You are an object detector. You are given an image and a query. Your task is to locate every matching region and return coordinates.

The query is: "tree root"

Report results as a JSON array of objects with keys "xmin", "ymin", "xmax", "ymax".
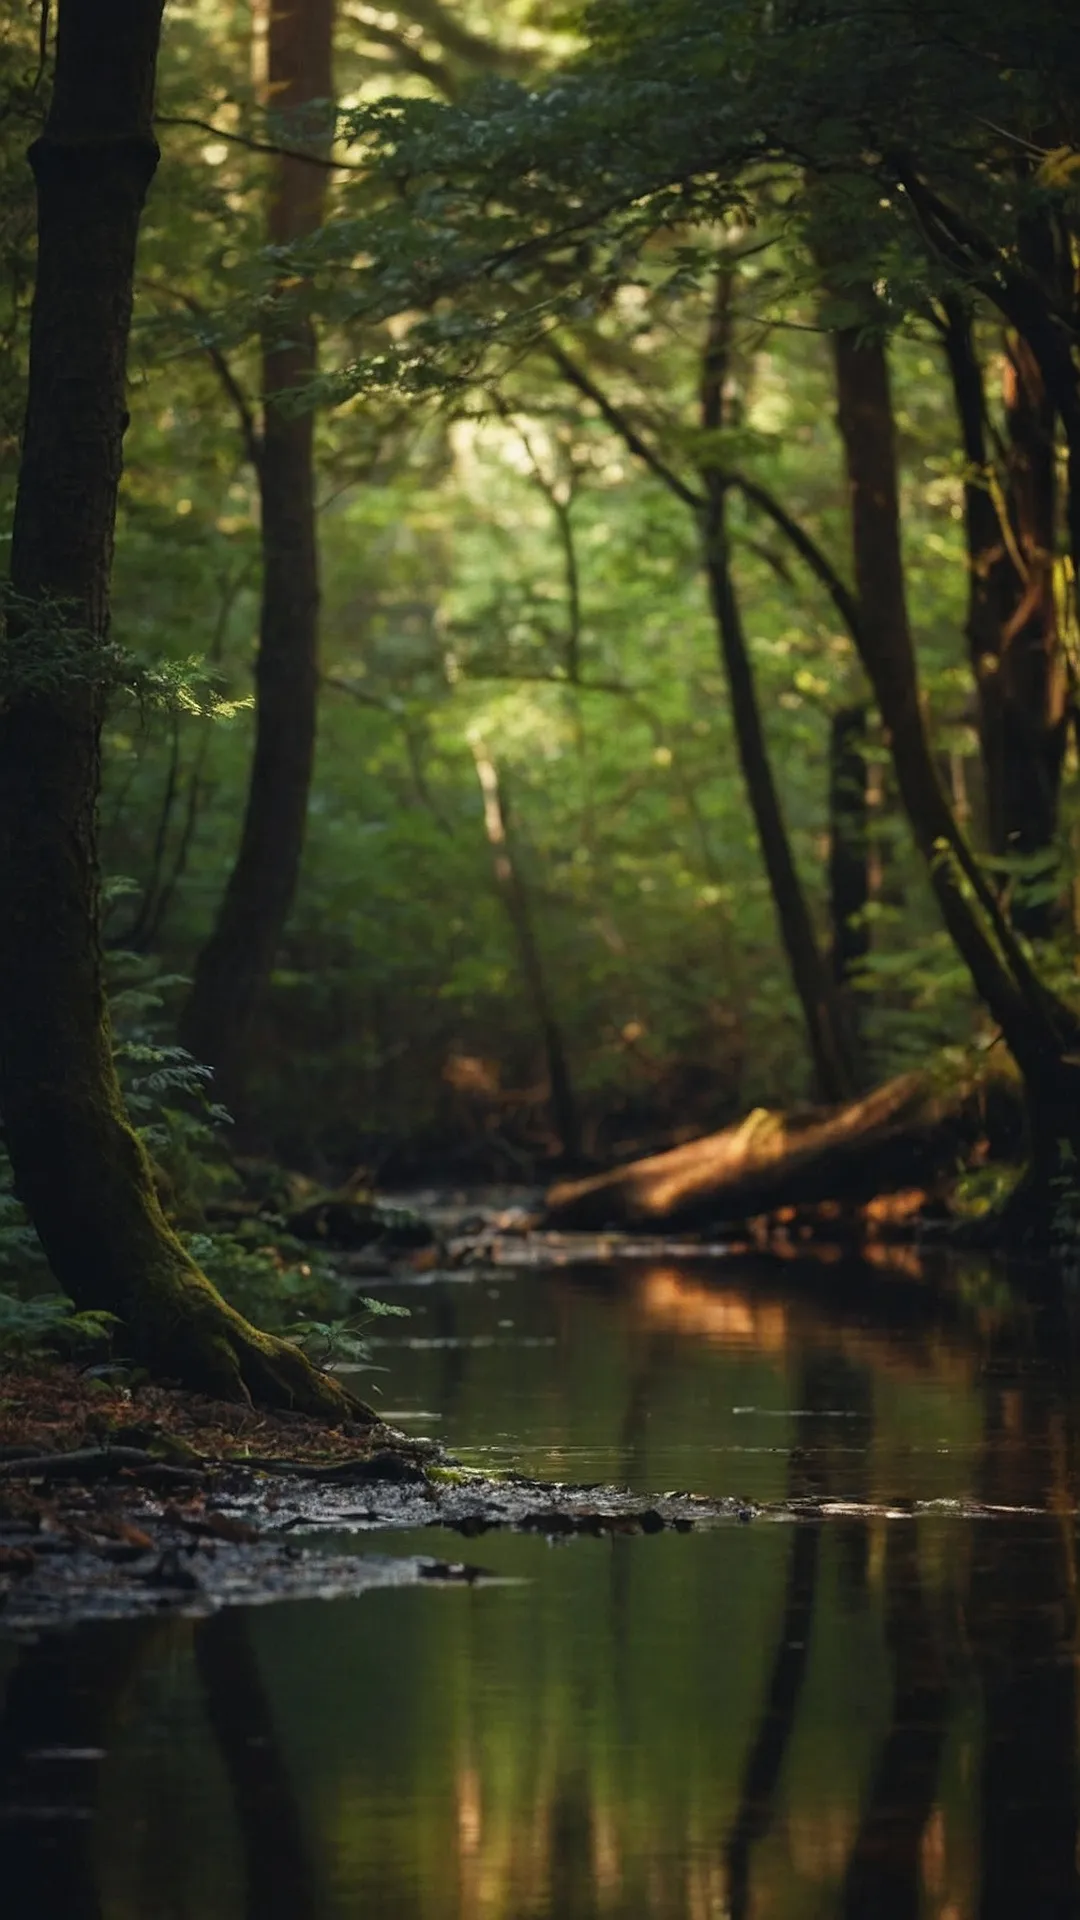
[
  {"xmin": 0, "ymin": 1446, "xmax": 205, "ymax": 1484},
  {"xmin": 123, "ymin": 1252, "xmax": 377, "ymax": 1421}
]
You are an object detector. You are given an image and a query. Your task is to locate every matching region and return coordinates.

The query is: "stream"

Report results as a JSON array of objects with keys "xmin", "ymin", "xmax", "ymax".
[{"xmin": 1, "ymin": 1242, "xmax": 1078, "ymax": 1918}]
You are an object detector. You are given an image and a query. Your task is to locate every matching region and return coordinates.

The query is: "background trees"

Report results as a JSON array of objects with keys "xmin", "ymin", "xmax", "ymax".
[
  {"xmin": 0, "ymin": 0, "xmax": 363, "ymax": 1407},
  {"xmin": 4, "ymin": 0, "xmax": 1079, "ymax": 1203}
]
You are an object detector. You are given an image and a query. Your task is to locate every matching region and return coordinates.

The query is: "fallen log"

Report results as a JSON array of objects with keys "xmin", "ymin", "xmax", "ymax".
[{"xmin": 545, "ymin": 1066, "xmax": 1021, "ymax": 1232}]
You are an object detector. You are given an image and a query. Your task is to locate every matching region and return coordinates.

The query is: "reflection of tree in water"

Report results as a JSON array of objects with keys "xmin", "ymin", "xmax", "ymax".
[
  {"xmin": 0, "ymin": 1620, "xmax": 158, "ymax": 1920},
  {"xmin": 840, "ymin": 1522, "xmax": 949, "ymax": 1920},
  {"xmin": 969, "ymin": 1322, "xmax": 1080, "ymax": 1920},
  {"xmin": 725, "ymin": 1352, "xmax": 868, "ymax": 1920},
  {"xmin": 194, "ymin": 1608, "xmax": 318, "ymax": 1920}
]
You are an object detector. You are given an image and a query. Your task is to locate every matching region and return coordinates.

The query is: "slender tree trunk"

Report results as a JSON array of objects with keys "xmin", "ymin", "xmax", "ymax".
[
  {"xmin": 180, "ymin": 0, "xmax": 335, "ymax": 1108},
  {"xmin": 470, "ymin": 746, "xmax": 583, "ymax": 1163},
  {"xmin": 0, "ymin": 0, "xmax": 360, "ymax": 1413},
  {"xmin": 700, "ymin": 269, "xmax": 859, "ymax": 1102},
  {"xmin": 703, "ymin": 523, "xmax": 860, "ymax": 1102},
  {"xmin": 941, "ymin": 304, "xmax": 1067, "ymax": 935},
  {"xmin": 831, "ymin": 303, "xmax": 1080, "ymax": 1225},
  {"xmin": 827, "ymin": 701, "xmax": 870, "ymax": 991}
]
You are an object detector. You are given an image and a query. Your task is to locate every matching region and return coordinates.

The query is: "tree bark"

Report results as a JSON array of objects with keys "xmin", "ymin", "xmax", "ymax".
[
  {"xmin": 0, "ymin": 0, "xmax": 362, "ymax": 1415},
  {"xmin": 703, "ymin": 524, "xmax": 860, "ymax": 1103},
  {"xmin": 941, "ymin": 303, "xmax": 1066, "ymax": 935},
  {"xmin": 544, "ymin": 1067, "xmax": 1014, "ymax": 1232},
  {"xmin": 180, "ymin": 0, "xmax": 335, "ymax": 1109},
  {"xmin": 830, "ymin": 300, "xmax": 1080, "ymax": 1228},
  {"xmin": 827, "ymin": 701, "xmax": 870, "ymax": 988},
  {"xmin": 894, "ymin": 165, "xmax": 1080, "ymax": 634}
]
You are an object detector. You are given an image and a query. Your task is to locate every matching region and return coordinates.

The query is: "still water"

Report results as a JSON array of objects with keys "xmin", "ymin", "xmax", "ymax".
[{"xmin": 2, "ymin": 1247, "xmax": 1079, "ymax": 1919}]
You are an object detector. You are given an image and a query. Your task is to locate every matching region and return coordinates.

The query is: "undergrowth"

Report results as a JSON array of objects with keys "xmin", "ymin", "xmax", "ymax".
[{"xmin": 0, "ymin": 945, "xmax": 408, "ymax": 1374}]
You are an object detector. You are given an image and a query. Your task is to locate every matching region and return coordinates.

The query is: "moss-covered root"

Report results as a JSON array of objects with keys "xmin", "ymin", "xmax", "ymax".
[{"xmin": 130, "ymin": 1250, "xmax": 376, "ymax": 1420}]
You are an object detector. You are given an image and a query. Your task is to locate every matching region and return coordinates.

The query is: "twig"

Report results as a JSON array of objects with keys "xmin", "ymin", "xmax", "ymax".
[{"xmin": 156, "ymin": 113, "xmax": 363, "ymax": 172}]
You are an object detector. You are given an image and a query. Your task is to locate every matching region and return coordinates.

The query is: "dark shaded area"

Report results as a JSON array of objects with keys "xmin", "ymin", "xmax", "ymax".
[
  {"xmin": 195, "ymin": 1608, "xmax": 319, "ymax": 1920},
  {"xmin": 971, "ymin": 1331, "xmax": 1080, "ymax": 1920},
  {"xmin": 0, "ymin": 1622, "xmax": 156, "ymax": 1920}
]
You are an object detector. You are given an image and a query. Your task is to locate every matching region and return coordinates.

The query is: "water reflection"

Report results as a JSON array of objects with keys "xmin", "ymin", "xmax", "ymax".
[
  {"xmin": 194, "ymin": 1610, "xmax": 318, "ymax": 1920},
  {"xmin": 840, "ymin": 1522, "xmax": 950, "ymax": 1920},
  {"xmin": 972, "ymin": 1328, "xmax": 1080, "ymax": 1920},
  {"xmin": 0, "ymin": 1621, "xmax": 159, "ymax": 1920},
  {"xmin": 0, "ymin": 1251, "xmax": 1078, "ymax": 1918}
]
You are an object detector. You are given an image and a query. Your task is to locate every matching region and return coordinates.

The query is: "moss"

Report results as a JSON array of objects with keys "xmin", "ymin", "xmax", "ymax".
[{"xmin": 427, "ymin": 1463, "xmax": 500, "ymax": 1486}]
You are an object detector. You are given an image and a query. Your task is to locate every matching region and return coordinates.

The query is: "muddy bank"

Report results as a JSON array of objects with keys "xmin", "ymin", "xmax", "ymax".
[
  {"xmin": 1, "ymin": 1428, "xmax": 1053, "ymax": 1632},
  {"xmin": 0, "ymin": 1432, "xmax": 756, "ymax": 1630}
]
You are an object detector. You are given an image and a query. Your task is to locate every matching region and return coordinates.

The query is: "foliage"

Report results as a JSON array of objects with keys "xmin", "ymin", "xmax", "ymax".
[
  {"xmin": 0, "ymin": 1289, "xmax": 120, "ymax": 1360},
  {"xmin": 4, "ymin": 0, "xmax": 1080, "ymax": 1179}
]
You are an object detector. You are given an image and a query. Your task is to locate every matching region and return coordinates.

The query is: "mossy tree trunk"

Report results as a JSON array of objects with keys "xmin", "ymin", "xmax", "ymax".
[
  {"xmin": 0, "ymin": 0, "xmax": 362, "ymax": 1415},
  {"xmin": 180, "ymin": 0, "xmax": 335, "ymax": 1111}
]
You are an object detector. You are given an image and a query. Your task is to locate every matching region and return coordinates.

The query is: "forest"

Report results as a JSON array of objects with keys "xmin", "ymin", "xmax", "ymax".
[
  {"xmin": 1, "ymin": 4, "xmax": 1080, "ymax": 1916},
  {"xmin": 3, "ymin": 0, "xmax": 1080, "ymax": 1391}
]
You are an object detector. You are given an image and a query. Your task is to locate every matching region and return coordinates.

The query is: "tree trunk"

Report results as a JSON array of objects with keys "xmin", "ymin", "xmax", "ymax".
[
  {"xmin": 699, "ymin": 269, "xmax": 860, "ymax": 1103},
  {"xmin": 703, "ymin": 525, "xmax": 860, "ymax": 1103},
  {"xmin": 830, "ymin": 300, "xmax": 1080, "ymax": 1226},
  {"xmin": 0, "ymin": 0, "xmax": 362, "ymax": 1415},
  {"xmin": 470, "ymin": 746, "xmax": 583, "ymax": 1163},
  {"xmin": 941, "ymin": 303, "xmax": 1066, "ymax": 935},
  {"xmin": 180, "ymin": 0, "xmax": 335, "ymax": 1109},
  {"xmin": 544, "ymin": 1067, "xmax": 1016, "ymax": 1232},
  {"xmin": 827, "ymin": 701, "xmax": 870, "ymax": 989}
]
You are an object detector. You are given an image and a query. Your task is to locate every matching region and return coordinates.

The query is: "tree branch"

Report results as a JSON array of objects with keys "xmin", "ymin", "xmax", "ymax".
[
  {"xmin": 141, "ymin": 281, "xmax": 263, "ymax": 472},
  {"xmin": 729, "ymin": 472, "xmax": 863, "ymax": 641},
  {"xmin": 547, "ymin": 342, "xmax": 704, "ymax": 511},
  {"xmin": 155, "ymin": 113, "xmax": 364, "ymax": 173}
]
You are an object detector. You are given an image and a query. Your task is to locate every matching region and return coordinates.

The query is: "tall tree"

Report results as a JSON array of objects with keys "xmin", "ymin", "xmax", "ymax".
[
  {"xmin": 940, "ymin": 302, "xmax": 1067, "ymax": 935},
  {"xmin": 699, "ymin": 268, "xmax": 859, "ymax": 1101},
  {"xmin": 0, "ymin": 0, "xmax": 360, "ymax": 1411},
  {"xmin": 830, "ymin": 295, "xmax": 1080, "ymax": 1227},
  {"xmin": 551, "ymin": 311, "xmax": 861, "ymax": 1104},
  {"xmin": 180, "ymin": 0, "xmax": 335, "ymax": 1108}
]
